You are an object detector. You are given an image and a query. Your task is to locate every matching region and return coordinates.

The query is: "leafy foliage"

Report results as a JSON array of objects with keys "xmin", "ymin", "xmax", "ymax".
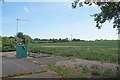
[
  {"xmin": 2, "ymin": 37, "xmax": 16, "ymax": 52},
  {"xmin": 47, "ymin": 63, "xmax": 70, "ymax": 78},
  {"xmin": 72, "ymin": 0, "xmax": 120, "ymax": 30},
  {"xmin": 2, "ymin": 32, "xmax": 32, "ymax": 52},
  {"xmin": 103, "ymin": 68, "xmax": 115, "ymax": 77},
  {"xmin": 16, "ymin": 32, "xmax": 32, "ymax": 44}
]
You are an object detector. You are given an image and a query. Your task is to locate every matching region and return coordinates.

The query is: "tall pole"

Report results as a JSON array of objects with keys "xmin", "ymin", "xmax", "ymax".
[
  {"xmin": 16, "ymin": 18, "xmax": 30, "ymax": 44},
  {"xmin": 16, "ymin": 19, "xmax": 19, "ymax": 44},
  {"xmin": 16, "ymin": 19, "xmax": 18, "ymax": 35},
  {"xmin": 71, "ymin": 34, "xmax": 73, "ymax": 41}
]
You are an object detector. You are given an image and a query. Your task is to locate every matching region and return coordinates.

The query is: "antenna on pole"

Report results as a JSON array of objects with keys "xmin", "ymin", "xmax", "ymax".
[{"xmin": 16, "ymin": 18, "xmax": 30, "ymax": 44}]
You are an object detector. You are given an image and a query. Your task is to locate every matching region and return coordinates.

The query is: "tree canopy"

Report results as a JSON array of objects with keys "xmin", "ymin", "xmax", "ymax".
[
  {"xmin": 72, "ymin": 0, "xmax": 120, "ymax": 33},
  {"xmin": 16, "ymin": 32, "xmax": 32, "ymax": 44}
]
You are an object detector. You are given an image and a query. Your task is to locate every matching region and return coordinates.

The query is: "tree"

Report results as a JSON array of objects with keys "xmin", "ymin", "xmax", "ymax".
[
  {"xmin": 17, "ymin": 32, "xmax": 24, "ymax": 39},
  {"xmin": 16, "ymin": 32, "xmax": 24, "ymax": 44},
  {"xmin": 59, "ymin": 38, "xmax": 62, "ymax": 42},
  {"xmin": 52, "ymin": 38, "xmax": 58, "ymax": 43},
  {"xmin": 24, "ymin": 35, "xmax": 33, "ymax": 43},
  {"xmin": 34, "ymin": 38, "xmax": 40, "ymax": 41},
  {"xmin": 72, "ymin": 0, "xmax": 120, "ymax": 33},
  {"xmin": 72, "ymin": 38, "xmax": 81, "ymax": 41},
  {"xmin": 61, "ymin": 38, "xmax": 69, "ymax": 42},
  {"xmin": 16, "ymin": 32, "xmax": 32, "ymax": 44}
]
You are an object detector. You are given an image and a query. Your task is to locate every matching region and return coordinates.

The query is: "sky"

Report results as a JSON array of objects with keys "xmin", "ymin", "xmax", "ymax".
[{"xmin": 1, "ymin": 2, "xmax": 118, "ymax": 40}]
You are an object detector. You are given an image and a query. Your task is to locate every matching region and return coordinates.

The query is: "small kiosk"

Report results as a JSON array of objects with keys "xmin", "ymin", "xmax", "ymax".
[{"xmin": 16, "ymin": 44, "xmax": 27, "ymax": 58}]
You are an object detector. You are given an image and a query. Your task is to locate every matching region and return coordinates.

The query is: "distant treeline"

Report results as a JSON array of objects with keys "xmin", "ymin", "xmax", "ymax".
[
  {"xmin": 0, "ymin": 33, "xmax": 118, "ymax": 52},
  {"xmin": 32, "ymin": 38, "xmax": 117, "ymax": 43},
  {"xmin": 33, "ymin": 38, "xmax": 86, "ymax": 43}
]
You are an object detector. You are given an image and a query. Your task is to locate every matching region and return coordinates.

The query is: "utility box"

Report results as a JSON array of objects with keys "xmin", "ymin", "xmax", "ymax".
[{"xmin": 16, "ymin": 44, "xmax": 27, "ymax": 58}]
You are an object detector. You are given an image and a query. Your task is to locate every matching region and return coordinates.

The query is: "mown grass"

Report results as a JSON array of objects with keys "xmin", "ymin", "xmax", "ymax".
[{"xmin": 28, "ymin": 40, "xmax": 118, "ymax": 63}]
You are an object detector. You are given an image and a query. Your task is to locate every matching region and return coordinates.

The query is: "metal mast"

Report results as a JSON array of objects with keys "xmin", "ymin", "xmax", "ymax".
[
  {"xmin": 16, "ymin": 19, "xmax": 30, "ymax": 44},
  {"xmin": 71, "ymin": 34, "xmax": 73, "ymax": 41}
]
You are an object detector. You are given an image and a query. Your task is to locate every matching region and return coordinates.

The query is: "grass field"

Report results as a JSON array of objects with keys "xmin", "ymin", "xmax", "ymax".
[{"xmin": 28, "ymin": 40, "xmax": 119, "ymax": 63}]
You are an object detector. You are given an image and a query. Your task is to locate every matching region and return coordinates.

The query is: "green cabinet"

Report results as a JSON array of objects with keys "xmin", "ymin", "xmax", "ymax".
[{"xmin": 16, "ymin": 44, "xmax": 27, "ymax": 58}]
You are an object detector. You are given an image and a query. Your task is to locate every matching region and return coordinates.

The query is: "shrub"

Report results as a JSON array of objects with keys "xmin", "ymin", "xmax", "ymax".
[
  {"xmin": 91, "ymin": 69, "xmax": 101, "ymax": 76},
  {"xmin": 91, "ymin": 64, "xmax": 101, "ymax": 76},
  {"xmin": 91, "ymin": 64, "xmax": 99, "ymax": 69},
  {"xmin": 2, "ymin": 37, "xmax": 16, "ymax": 52},
  {"xmin": 103, "ymin": 68, "xmax": 114, "ymax": 77},
  {"xmin": 47, "ymin": 63, "xmax": 70, "ymax": 78}
]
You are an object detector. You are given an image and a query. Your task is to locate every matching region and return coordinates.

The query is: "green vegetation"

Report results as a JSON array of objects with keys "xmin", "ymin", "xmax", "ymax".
[
  {"xmin": 1, "ymin": 34, "xmax": 119, "ymax": 63},
  {"xmin": 1, "ymin": 32, "xmax": 32, "ymax": 52},
  {"xmin": 103, "ymin": 68, "xmax": 115, "ymax": 77},
  {"xmin": 91, "ymin": 69, "xmax": 101, "ymax": 76},
  {"xmin": 2, "ymin": 70, "xmax": 47, "ymax": 78},
  {"xmin": 2, "ymin": 37, "xmax": 16, "ymax": 52},
  {"xmin": 28, "ymin": 40, "xmax": 118, "ymax": 63},
  {"xmin": 16, "ymin": 32, "xmax": 32, "ymax": 44},
  {"xmin": 91, "ymin": 64, "xmax": 101, "ymax": 76},
  {"xmin": 47, "ymin": 63, "xmax": 117, "ymax": 78},
  {"xmin": 72, "ymin": 1, "xmax": 120, "ymax": 30},
  {"xmin": 47, "ymin": 63, "xmax": 70, "ymax": 78},
  {"xmin": 81, "ymin": 65, "xmax": 90, "ymax": 77}
]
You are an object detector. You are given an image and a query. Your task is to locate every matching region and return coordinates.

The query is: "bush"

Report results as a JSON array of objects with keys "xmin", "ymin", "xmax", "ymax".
[
  {"xmin": 2, "ymin": 37, "xmax": 16, "ymax": 52},
  {"xmin": 103, "ymin": 68, "xmax": 114, "ymax": 77},
  {"xmin": 91, "ymin": 69, "xmax": 101, "ymax": 76},
  {"xmin": 91, "ymin": 64, "xmax": 101, "ymax": 76},
  {"xmin": 47, "ymin": 63, "xmax": 70, "ymax": 78}
]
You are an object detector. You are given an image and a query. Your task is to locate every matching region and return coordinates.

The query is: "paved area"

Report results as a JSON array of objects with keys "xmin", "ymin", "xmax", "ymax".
[
  {"xmin": 1, "ymin": 52, "xmax": 61, "ymax": 78},
  {"xmin": 0, "ymin": 52, "xmax": 16, "ymax": 58},
  {"xmin": 2, "ymin": 58, "xmax": 46, "ymax": 76},
  {"xmin": 28, "ymin": 57, "xmax": 67, "ymax": 65},
  {"xmin": 1, "ymin": 52, "xmax": 119, "ymax": 78}
]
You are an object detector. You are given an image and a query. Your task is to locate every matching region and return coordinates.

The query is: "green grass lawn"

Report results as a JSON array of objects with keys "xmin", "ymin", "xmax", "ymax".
[{"xmin": 28, "ymin": 40, "xmax": 119, "ymax": 63}]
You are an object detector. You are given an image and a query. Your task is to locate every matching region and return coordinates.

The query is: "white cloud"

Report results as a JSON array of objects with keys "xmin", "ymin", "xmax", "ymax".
[{"xmin": 24, "ymin": 7, "xmax": 29, "ymax": 11}]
